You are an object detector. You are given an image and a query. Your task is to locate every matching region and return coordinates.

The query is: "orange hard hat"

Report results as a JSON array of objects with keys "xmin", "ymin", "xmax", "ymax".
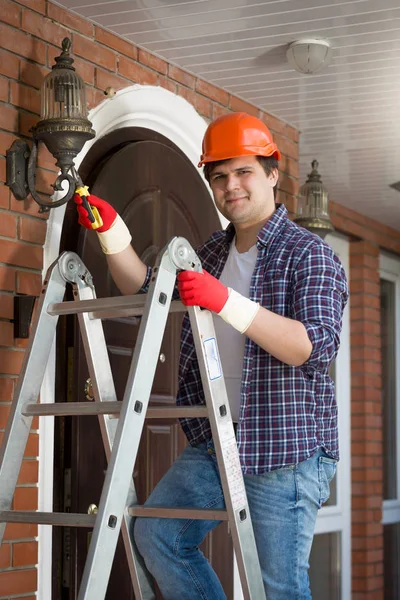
[{"xmin": 198, "ymin": 112, "xmax": 281, "ymax": 167}]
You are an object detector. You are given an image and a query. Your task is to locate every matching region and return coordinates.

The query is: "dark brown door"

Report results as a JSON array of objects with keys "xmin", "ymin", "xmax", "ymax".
[{"xmin": 65, "ymin": 137, "xmax": 234, "ymax": 599}]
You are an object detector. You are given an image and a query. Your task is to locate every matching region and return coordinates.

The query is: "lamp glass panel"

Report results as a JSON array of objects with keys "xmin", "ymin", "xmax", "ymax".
[{"xmin": 41, "ymin": 69, "xmax": 88, "ymax": 121}]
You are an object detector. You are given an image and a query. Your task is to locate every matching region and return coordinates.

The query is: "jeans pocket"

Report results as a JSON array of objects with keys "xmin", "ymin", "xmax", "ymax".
[{"xmin": 318, "ymin": 456, "xmax": 337, "ymax": 506}]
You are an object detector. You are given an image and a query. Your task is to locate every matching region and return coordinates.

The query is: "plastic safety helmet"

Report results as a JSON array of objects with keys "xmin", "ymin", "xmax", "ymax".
[{"xmin": 198, "ymin": 112, "xmax": 281, "ymax": 167}]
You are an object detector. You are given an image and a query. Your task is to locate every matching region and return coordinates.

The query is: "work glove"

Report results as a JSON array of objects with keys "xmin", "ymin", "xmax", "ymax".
[
  {"xmin": 178, "ymin": 270, "xmax": 259, "ymax": 334},
  {"xmin": 74, "ymin": 193, "xmax": 132, "ymax": 255}
]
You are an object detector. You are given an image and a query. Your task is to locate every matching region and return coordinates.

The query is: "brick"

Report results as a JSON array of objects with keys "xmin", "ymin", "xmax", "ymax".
[
  {"xmin": 280, "ymin": 156, "xmax": 299, "ymax": 180},
  {"xmin": 0, "ymin": 266, "xmax": 14, "ymax": 291},
  {"xmin": 73, "ymin": 34, "xmax": 116, "ymax": 71},
  {"xmin": 118, "ymin": 56, "xmax": 158, "ymax": 85},
  {"xmin": 0, "ymin": 321, "xmax": 14, "ymax": 346},
  {"xmin": 95, "ymin": 68, "xmax": 129, "ymax": 94},
  {"xmin": 10, "ymin": 81, "xmax": 41, "ymax": 115},
  {"xmin": 10, "ymin": 194, "xmax": 48, "ymax": 220},
  {"xmin": 0, "ymin": 541, "xmax": 11, "ymax": 568},
  {"xmin": 85, "ymin": 86, "xmax": 106, "ymax": 111},
  {"xmin": 0, "ymin": 294, "xmax": 13, "ymax": 318},
  {"xmin": 0, "ymin": 403, "xmax": 10, "ymax": 428},
  {"xmin": 159, "ymin": 76, "xmax": 177, "ymax": 94},
  {"xmin": 0, "ymin": 568, "xmax": 37, "ymax": 595},
  {"xmin": 0, "ymin": 348, "xmax": 24, "ymax": 374},
  {"xmin": 195, "ymin": 94, "xmax": 213, "ymax": 119},
  {"xmin": 229, "ymin": 95, "xmax": 259, "ymax": 117},
  {"xmin": 0, "ymin": 184, "xmax": 9, "ymax": 208},
  {"xmin": 13, "ymin": 486, "xmax": 38, "ymax": 510},
  {"xmin": 16, "ymin": 271, "xmax": 41, "ymax": 295},
  {"xmin": 0, "ymin": 0, "xmax": 21, "ymax": 27},
  {"xmin": 0, "ymin": 156, "xmax": 5, "ymax": 182},
  {"xmin": 0, "ymin": 130, "xmax": 17, "ymax": 156},
  {"xmin": 0, "ymin": 47, "xmax": 19, "ymax": 79},
  {"xmin": 4, "ymin": 522, "xmax": 37, "ymax": 540},
  {"xmin": 0, "ymin": 102, "xmax": 18, "ymax": 133},
  {"xmin": 17, "ymin": 460, "xmax": 38, "ymax": 485},
  {"xmin": 19, "ymin": 111, "xmax": 39, "ymax": 138},
  {"xmin": 47, "ymin": 3, "xmax": 93, "ymax": 38},
  {"xmin": 273, "ymin": 133, "xmax": 298, "ymax": 161},
  {"xmin": 177, "ymin": 85, "xmax": 212, "ymax": 119},
  {"xmin": 212, "ymin": 103, "xmax": 230, "ymax": 120},
  {"xmin": 0, "ymin": 211, "xmax": 16, "ymax": 237},
  {"xmin": 0, "ymin": 75, "xmax": 8, "ymax": 102},
  {"xmin": 0, "ymin": 22, "xmax": 46, "ymax": 64},
  {"xmin": 70, "ymin": 56, "xmax": 95, "ymax": 87},
  {"xmin": 168, "ymin": 64, "xmax": 195, "ymax": 88},
  {"xmin": 19, "ymin": 216, "xmax": 47, "ymax": 244},
  {"xmin": 21, "ymin": 8, "xmax": 65, "ymax": 46},
  {"xmin": 18, "ymin": 0, "xmax": 45, "ymax": 13},
  {"xmin": 349, "ymin": 254, "xmax": 379, "ymax": 270},
  {"xmin": 0, "ymin": 239, "xmax": 42, "ymax": 269},
  {"xmin": 20, "ymin": 59, "xmax": 49, "ymax": 89},
  {"xmin": 37, "ymin": 144, "xmax": 58, "ymax": 173},
  {"xmin": 195, "ymin": 79, "xmax": 229, "ymax": 106},
  {"xmin": 13, "ymin": 540, "xmax": 38, "ymax": 567},
  {"xmin": 138, "ymin": 48, "xmax": 167, "ymax": 75},
  {"xmin": 25, "ymin": 432, "xmax": 39, "ymax": 456},
  {"xmin": 95, "ymin": 26, "xmax": 137, "ymax": 58}
]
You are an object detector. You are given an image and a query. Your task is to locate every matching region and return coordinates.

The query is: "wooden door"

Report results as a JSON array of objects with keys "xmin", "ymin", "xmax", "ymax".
[{"xmin": 63, "ymin": 138, "xmax": 234, "ymax": 599}]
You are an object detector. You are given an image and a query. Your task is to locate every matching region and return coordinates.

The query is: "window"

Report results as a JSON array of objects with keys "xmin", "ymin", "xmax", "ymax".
[{"xmin": 380, "ymin": 253, "xmax": 400, "ymax": 600}]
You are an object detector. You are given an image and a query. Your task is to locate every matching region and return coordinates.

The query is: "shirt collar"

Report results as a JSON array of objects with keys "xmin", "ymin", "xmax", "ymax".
[{"xmin": 224, "ymin": 203, "xmax": 288, "ymax": 248}]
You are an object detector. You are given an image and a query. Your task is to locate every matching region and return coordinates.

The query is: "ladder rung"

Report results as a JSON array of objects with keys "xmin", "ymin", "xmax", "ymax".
[
  {"xmin": 47, "ymin": 296, "xmax": 186, "ymax": 319},
  {"xmin": 0, "ymin": 511, "xmax": 96, "ymax": 527},
  {"xmin": 128, "ymin": 507, "xmax": 228, "ymax": 521},
  {"xmin": 22, "ymin": 403, "xmax": 209, "ymax": 419}
]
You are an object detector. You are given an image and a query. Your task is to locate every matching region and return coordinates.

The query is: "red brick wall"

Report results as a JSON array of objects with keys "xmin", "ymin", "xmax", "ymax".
[{"xmin": 0, "ymin": 0, "xmax": 399, "ymax": 598}]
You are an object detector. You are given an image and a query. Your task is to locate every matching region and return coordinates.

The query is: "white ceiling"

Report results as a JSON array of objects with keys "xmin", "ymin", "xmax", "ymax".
[{"xmin": 57, "ymin": 0, "xmax": 400, "ymax": 231}]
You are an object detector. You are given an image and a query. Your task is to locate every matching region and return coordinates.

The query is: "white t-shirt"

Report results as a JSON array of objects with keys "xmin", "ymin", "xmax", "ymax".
[{"xmin": 212, "ymin": 240, "xmax": 258, "ymax": 421}]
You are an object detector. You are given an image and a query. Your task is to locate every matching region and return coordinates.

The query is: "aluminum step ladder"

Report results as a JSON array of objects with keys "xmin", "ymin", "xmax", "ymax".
[{"xmin": 0, "ymin": 237, "xmax": 265, "ymax": 600}]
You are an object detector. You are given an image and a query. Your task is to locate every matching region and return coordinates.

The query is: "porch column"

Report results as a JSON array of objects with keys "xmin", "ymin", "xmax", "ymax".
[{"xmin": 349, "ymin": 240, "xmax": 383, "ymax": 599}]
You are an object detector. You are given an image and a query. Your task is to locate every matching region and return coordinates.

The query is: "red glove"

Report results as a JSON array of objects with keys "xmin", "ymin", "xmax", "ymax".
[
  {"xmin": 74, "ymin": 193, "xmax": 117, "ymax": 233},
  {"xmin": 177, "ymin": 270, "xmax": 229, "ymax": 313}
]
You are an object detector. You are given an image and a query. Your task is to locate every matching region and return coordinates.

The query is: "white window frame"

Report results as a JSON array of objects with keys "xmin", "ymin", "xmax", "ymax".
[{"xmin": 380, "ymin": 252, "xmax": 400, "ymax": 525}]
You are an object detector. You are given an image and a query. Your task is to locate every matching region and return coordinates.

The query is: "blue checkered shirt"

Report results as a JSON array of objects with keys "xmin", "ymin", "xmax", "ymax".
[{"xmin": 142, "ymin": 204, "xmax": 348, "ymax": 474}]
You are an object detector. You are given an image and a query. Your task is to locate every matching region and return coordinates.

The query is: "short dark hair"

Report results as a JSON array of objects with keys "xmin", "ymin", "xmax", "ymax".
[{"xmin": 203, "ymin": 155, "xmax": 279, "ymax": 184}]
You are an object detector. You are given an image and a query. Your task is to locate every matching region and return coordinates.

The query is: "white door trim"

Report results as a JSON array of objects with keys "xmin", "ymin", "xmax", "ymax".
[{"xmin": 38, "ymin": 84, "xmax": 219, "ymax": 599}]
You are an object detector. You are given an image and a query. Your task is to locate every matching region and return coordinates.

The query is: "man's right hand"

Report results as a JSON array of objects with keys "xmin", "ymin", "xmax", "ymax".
[
  {"xmin": 73, "ymin": 193, "xmax": 132, "ymax": 255},
  {"xmin": 74, "ymin": 193, "xmax": 117, "ymax": 233}
]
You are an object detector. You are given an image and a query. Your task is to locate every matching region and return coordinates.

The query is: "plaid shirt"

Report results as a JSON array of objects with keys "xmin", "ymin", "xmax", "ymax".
[{"xmin": 142, "ymin": 204, "xmax": 348, "ymax": 474}]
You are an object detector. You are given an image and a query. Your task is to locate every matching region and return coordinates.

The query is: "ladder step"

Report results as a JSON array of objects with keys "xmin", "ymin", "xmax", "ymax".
[
  {"xmin": 0, "ymin": 511, "xmax": 96, "ymax": 527},
  {"xmin": 22, "ymin": 403, "xmax": 208, "ymax": 418},
  {"xmin": 47, "ymin": 296, "xmax": 186, "ymax": 319},
  {"xmin": 128, "ymin": 507, "xmax": 228, "ymax": 521}
]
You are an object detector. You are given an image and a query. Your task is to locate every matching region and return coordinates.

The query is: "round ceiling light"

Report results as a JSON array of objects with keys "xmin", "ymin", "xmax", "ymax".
[{"xmin": 286, "ymin": 39, "xmax": 333, "ymax": 75}]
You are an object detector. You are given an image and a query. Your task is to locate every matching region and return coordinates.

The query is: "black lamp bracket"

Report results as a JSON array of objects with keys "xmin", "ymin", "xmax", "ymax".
[{"xmin": 6, "ymin": 138, "xmax": 78, "ymax": 213}]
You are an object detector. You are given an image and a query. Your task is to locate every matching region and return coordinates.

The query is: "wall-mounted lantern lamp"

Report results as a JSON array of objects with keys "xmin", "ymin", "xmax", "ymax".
[
  {"xmin": 6, "ymin": 37, "xmax": 95, "ymax": 212},
  {"xmin": 294, "ymin": 159, "xmax": 334, "ymax": 239}
]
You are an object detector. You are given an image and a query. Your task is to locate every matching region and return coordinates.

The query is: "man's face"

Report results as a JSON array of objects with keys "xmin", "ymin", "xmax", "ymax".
[{"xmin": 208, "ymin": 156, "xmax": 278, "ymax": 227}]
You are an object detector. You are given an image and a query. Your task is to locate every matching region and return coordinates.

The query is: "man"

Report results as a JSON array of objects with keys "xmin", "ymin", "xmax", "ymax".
[{"xmin": 75, "ymin": 112, "xmax": 349, "ymax": 599}]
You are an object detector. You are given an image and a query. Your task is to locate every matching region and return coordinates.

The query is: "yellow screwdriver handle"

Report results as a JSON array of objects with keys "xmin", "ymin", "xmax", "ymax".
[{"xmin": 75, "ymin": 186, "xmax": 103, "ymax": 230}]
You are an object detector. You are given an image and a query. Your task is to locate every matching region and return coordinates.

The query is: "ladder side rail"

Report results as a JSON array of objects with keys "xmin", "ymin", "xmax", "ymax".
[
  {"xmin": 78, "ymin": 256, "xmax": 177, "ymax": 600},
  {"xmin": 188, "ymin": 306, "xmax": 266, "ymax": 600},
  {"xmin": 75, "ymin": 279, "xmax": 155, "ymax": 600},
  {"xmin": 0, "ymin": 256, "xmax": 68, "ymax": 543}
]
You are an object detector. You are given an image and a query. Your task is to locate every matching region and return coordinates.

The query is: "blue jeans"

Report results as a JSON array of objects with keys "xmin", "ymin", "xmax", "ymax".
[{"xmin": 133, "ymin": 442, "xmax": 337, "ymax": 600}]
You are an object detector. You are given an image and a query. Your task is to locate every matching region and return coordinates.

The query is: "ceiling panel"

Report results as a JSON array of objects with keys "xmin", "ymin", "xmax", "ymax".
[{"xmin": 55, "ymin": 0, "xmax": 400, "ymax": 231}]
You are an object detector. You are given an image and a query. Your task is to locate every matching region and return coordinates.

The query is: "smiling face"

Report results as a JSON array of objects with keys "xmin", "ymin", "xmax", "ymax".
[{"xmin": 208, "ymin": 156, "xmax": 278, "ymax": 230}]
